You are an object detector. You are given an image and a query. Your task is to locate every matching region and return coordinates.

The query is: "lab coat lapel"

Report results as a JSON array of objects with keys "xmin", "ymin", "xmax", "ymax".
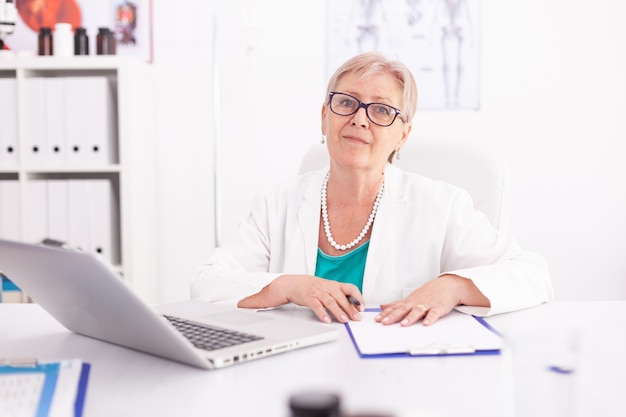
[
  {"xmin": 298, "ymin": 172, "xmax": 324, "ymax": 275},
  {"xmin": 362, "ymin": 165, "xmax": 407, "ymax": 296}
]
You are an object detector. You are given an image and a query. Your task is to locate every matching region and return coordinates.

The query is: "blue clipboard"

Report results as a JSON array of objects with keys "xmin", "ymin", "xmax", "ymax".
[{"xmin": 344, "ymin": 308, "xmax": 502, "ymax": 359}]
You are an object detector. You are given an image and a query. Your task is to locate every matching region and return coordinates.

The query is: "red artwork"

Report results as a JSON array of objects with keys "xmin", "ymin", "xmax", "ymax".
[{"xmin": 17, "ymin": 0, "xmax": 82, "ymax": 32}]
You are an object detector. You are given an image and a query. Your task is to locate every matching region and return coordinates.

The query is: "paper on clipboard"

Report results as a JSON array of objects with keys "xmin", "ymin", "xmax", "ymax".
[{"xmin": 345, "ymin": 310, "xmax": 502, "ymax": 358}]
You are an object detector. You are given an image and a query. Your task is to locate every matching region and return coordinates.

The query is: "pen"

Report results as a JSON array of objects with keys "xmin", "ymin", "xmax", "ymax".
[{"xmin": 346, "ymin": 295, "xmax": 361, "ymax": 307}]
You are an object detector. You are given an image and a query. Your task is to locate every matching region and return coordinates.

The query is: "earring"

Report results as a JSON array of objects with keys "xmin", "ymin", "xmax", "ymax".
[
  {"xmin": 395, "ymin": 149, "xmax": 401, "ymax": 160},
  {"xmin": 321, "ymin": 134, "xmax": 326, "ymax": 144}
]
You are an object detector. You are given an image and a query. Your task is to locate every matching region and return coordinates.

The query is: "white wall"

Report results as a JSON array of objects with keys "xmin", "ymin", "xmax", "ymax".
[
  {"xmin": 152, "ymin": 0, "xmax": 626, "ymax": 304},
  {"xmin": 151, "ymin": 1, "xmax": 215, "ymax": 302}
]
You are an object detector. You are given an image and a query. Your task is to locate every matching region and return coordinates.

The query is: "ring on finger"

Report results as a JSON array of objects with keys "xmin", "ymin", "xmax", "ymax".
[{"xmin": 416, "ymin": 304, "xmax": 428, "ymax": 312}]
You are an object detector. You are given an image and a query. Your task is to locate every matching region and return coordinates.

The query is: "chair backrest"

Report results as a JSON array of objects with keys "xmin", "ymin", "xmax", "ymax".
[{"xmin": 299, "ymin": 137, "xmax": 511, "ymax": 234}]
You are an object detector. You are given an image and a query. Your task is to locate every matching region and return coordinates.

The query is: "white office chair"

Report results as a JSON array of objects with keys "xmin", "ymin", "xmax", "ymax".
[{"xmin": 299, "ymin": 136, "xmax": 511, "ymax": 234}]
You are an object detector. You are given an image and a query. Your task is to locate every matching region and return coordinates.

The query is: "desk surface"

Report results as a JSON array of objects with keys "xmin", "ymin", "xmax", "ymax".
[{"xmin": 1, "ymin": 301, "xmax": 625, "ymax": 417}]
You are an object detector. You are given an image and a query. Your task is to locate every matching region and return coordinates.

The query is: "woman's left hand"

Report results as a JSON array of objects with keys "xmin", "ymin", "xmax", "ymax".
[{"xmin": 375, "ymin": 274, "xmax": 488, "ymax": 326}]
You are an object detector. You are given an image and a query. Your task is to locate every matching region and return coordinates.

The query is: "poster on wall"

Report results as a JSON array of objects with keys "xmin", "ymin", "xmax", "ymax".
[
  {"xmin": 4, "ymin": 0, "xmax": 152, "ymax": 62},
  {"xmin": 326, "ymin": 0, "xmax": 480, "ymax": 110}
]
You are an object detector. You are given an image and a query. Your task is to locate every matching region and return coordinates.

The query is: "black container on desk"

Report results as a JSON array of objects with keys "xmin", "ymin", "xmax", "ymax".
[
  {"xmin": 288, "ymin": 392, "xmax": 394, "ymax": 417},
  {"xmin": 38, "ymin": 27, "xmax": 53, "ymax": 55},
  {"xmin": 74, "ymin": 27, "xmax": 89, "ymax": 55},
  {"xmin": 289, "ymin": 392, "xmax": 341, "ymax": 417},
  {"xmin": 96, "ymin": 28, "xmax": 116, "ymax": 55}
]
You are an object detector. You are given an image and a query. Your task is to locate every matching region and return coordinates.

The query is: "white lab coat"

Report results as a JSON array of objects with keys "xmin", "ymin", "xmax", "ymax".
[{"xmin": 191, "ymin": 164, "xmax": 553, "ymax": 317}]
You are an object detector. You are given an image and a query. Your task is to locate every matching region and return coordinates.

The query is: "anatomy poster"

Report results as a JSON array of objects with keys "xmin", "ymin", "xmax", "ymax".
[
  {"xmin": 4, "ymin": 0, "xmax": 152, "ymax": 62},
  {"xmin": 327, "ymin": 0, "xmax": 480, "ymax": 110}
]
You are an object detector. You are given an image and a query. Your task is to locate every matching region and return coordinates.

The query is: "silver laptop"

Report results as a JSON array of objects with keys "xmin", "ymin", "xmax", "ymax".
[{"xmin": 0, "ymin": 239, "xmax": 338, "ymax": 369}]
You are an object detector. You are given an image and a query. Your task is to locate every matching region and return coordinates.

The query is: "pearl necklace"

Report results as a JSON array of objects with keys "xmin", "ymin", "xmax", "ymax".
[{"xmin": 321, "ymin": 171, "xmax": 384, "ymax": 251}]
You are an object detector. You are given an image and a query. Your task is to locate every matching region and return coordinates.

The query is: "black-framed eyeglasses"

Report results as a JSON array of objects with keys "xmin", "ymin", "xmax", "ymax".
[{"xmin": 328, "ymin": 92, "xmax": 403, "ymax": 127}]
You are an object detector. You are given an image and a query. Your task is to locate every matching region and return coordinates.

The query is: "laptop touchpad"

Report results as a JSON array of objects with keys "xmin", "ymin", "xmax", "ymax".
[{"xmin": 203, "ymin": 311, "xmax": 272, "ymax": 326}]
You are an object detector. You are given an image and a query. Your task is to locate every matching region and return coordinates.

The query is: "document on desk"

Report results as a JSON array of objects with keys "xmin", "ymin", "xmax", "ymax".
[
  {"xmin": 345, "ymin": 310, "xmax": 502, "ymax": 358},
  {"xmin": 0, "ymin": 358, "xmax": 90, "ymax": 417}
]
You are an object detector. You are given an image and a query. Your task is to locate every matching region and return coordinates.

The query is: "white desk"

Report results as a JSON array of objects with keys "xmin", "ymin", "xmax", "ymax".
[{"xmin": 1, "ymin": 301, "xmax": 625, "ymax": 417}]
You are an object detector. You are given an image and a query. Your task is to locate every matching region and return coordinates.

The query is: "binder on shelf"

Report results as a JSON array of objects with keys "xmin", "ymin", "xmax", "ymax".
[
  {"xmin": 345, "ymin": 309, "xmax": 502, "ymax": 358},
  {"xmin": 61, "ymin": 179, "xmax": 121, "ymax": 263},
  {"xmin": 0, "ymin": 78, "xmax": 19, "ymax": 169},
  {"xmin": 89, "ymin": 179, "xmax": 120, "ymax": 265},
  {"xmin": 22, "ymin": 77, "xmax": 47, "ymax": 168},
  {"xmin": 0, "ymin": 180, "xmax": 21, "ymax": 241},
  {"xmin": 64, "ymin": 76, "xmax": 117, "ymax": 167},
  {"xmin": 44, "ymin": 77, "xmax": 68, "ymax": 167},
  {"xmin": 68, "ymin": 179, "xmax": 91, "ymax": 252},
  {"xmin": 47, "ymin": 180, "xmax": 70, "ymax": 243},
  {"xmin": 24, "ymin": 180, "xmax": 48, "ymax": 244},
  {"xmin": 0, "ymin": 358, "xmax": 91, "ymax": 417},
  {"xmin": 64, "ymin": 77, "xmax": 91, "ymax": 167},
  {"xmin": 85, "ymin": 77, "xmax": 118, "ymax": 166}
]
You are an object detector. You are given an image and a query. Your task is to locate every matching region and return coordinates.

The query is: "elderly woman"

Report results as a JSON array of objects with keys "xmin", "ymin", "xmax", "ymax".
[{"xmin": 191, "ymin": 52, "xmax": 553, "ymax": 326}]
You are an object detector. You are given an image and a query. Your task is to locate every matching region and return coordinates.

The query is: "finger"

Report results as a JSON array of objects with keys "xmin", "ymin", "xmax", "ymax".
[
  {"xmin": 422, "ymin": 307, "xmax": 443, "ymax": 326},
  {"xmin": 376, "ymin": 303, "xmax": 410, "ymax": 325},
  {"xmin": 378, "ymin": 301, "xmax": 400, "ymax": 313},
  {"xmin": 339, "ymin": 295, "xmax": 363, "ymax": 320},
  {"xmin": 322, "ymin": 297, "xmax": 351, "ymax": 324},
  {"xmin": 237, "ymin": 292, "xmax": 267, "ymax": 309},
  {"xmin": 308, "ymin": 299, "xmax": 333, "ymax": 324},
  {"xmin": 331, "ymin": 285, "xmax": 362, "ymax": 319},
  {"xmin": 237, "ymin": 284, "xmax": 287, "ymax": 309},
  {"xmin": 341, "ymin": 285, "xmax": 365, "ymax": 312},
  {"xmin": 375, "ymin": 304, "xmax": 394, "ymax": 323},
  {"xmin": 399, "ymin": 305, "xmax": 430, "ymax": 327},
  {"xmin": 345, "ymin": 294, "xmax": 364, "ymax": 311}
]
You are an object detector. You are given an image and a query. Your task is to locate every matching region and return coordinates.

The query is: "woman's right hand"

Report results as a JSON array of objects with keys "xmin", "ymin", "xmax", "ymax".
[{"xmin": 237, "ymin": 274, "xmax": 364, "ymax": 324}]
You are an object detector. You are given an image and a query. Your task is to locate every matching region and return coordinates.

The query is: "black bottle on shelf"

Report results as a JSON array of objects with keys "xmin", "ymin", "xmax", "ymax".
[
  {"xmin": 38, "ymin": 27, "xmax": 53, "ymax": 56},
  {"xmin": 96, "ymin": 28, "xmax": 116, "ymax": 55},
  {"xmin": 74, "ymin": 27, "xmax": 89, "ymax": 55}
]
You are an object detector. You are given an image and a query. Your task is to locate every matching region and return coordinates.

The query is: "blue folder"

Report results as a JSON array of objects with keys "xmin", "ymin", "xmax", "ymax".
[{"xmin": 0, "ymin": 360, "xmax": 91, "ymax": 417}]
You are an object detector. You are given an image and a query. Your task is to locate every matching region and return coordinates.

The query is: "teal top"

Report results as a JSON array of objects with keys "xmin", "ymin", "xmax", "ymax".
[{"xmin": 314, "ymin": 241, "xmax": 369, "ymax": 292}]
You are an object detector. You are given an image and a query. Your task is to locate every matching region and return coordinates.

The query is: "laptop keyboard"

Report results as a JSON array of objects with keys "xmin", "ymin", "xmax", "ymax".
[{"xmin": 163, "ymin": 315, "xmax": 264, "ymax": 352}]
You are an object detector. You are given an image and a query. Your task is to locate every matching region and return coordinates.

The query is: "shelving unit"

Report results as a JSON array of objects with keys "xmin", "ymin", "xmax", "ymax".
[{"xmin": 0, "ymin": 55, "xmax": 159, "ymax": 303}]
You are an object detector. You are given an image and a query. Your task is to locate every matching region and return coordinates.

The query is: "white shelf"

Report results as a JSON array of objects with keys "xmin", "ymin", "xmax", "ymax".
[
  {"xmin": 0, "ymin": 55, "xmax": 159, "ymax": 303},
  {"xmin": 0, "ymin": 55, "xmax": 137, "ymax": 70},
  {"xmin": 22, "ymin": 166, "xmax": 122, "ymax": 174}
]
